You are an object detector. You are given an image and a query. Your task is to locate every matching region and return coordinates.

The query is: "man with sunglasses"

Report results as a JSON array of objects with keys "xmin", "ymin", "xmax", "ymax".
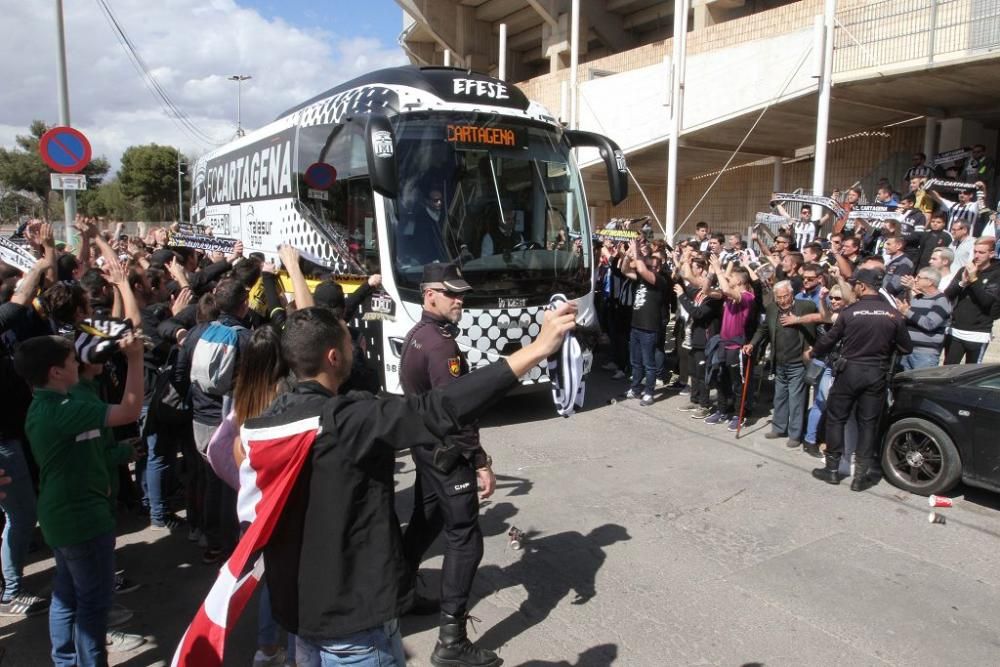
[{"xmin": 399, "ymin": 262, "xmax": 501, "ymax": 667}]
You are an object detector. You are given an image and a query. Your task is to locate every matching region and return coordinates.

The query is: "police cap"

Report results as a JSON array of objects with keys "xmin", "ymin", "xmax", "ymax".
[
  {"xmin": 420, "ymin": 262, "xmax": 471, "ymax": 293},
  {"xmin": 849, "ymin": 268, "xmax": 883, "ymax": 289}
]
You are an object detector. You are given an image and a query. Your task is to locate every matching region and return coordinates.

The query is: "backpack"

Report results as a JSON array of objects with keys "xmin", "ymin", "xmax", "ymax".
[
  {"xmin": 190, "ymin": 322, "xmax": 246, "ymax": 396},
  {"xmin": 145, "ymin": 347, "xmax": 191, "ymax": 433}
]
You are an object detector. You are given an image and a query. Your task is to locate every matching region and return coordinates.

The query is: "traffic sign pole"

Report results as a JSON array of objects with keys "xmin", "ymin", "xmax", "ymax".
[{"xmin": 55, "ymin": 0, "xmax": 76, "ymax": 247}]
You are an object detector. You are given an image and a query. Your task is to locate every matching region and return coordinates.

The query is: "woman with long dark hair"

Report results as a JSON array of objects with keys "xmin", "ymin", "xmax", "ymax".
[
  {"xmin": 206, "ymin": 324, "xmax": 291, "ymax": 665},
  {"xmin": 206, "ymin": 325, "xmax": 288, "ymax": 489}
]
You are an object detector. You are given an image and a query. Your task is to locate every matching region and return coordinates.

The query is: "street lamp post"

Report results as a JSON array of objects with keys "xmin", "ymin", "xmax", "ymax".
[
  {"xmin": 177, "ymin": 151, "xmax": 186, "ymax": 223},
  {"xmin": 228, "ymin": 74, "xmax": 252, "ymax": 137},
  {"xmin": 55, "ymin": 0, "xmax": 76, "ymax": 246}
]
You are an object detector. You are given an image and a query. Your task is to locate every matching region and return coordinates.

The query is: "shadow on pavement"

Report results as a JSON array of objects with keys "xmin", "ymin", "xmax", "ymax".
[
  {"xmin": 473, "ymin": 524, "xmax": 631, "ymax": 653},
  {"xmin": 515, "ymin": 642, "xmax": 619, "ymax": 666},
  {"xmin": 399, "ymin": 500, "xmax": 522, "ymax": 611},
  {"xmin": 957, "ymin": 484, "xmax": 1000, "ymax": 512},
  {"xmin": 479, "ymin": 390, "xmax": 564, "ymax": 428}
]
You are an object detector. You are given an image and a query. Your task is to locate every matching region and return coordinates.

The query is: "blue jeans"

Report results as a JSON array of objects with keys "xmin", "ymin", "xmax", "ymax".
[
  {"xmin": 50, "ymin": 530, "xmax": 116, "ymax": 667},
  {"xmin": 901, "ymin": 349, "xmax": 940, "ymax": 371},
  {"xmin": 258, "ymin": 582, "xmax": 279, "ymax": 647},
  {"xmin": 0, "ymin": 438, "xmax": 37, "ymax": 600},
  {"xmin": 295, "ymin": 619, "xmax": 405, "ymax": 667},
  {"xmin": 145, "ymin": 429, "xmax": 177, "ymax": 524},
  {"xmin": 772, "ymin": 363, "xmax": 807, "ymax": 440},
  {"xmin": 629, "ymin": 327, "xmax": 658, "ymax": 395},
  {"xmin": 137, "ymin": 405, "xmax": 177, "ymax": 522},
  {"xmin": 805, "ymin": 363, "xmax": 833, "ymax": 445}
]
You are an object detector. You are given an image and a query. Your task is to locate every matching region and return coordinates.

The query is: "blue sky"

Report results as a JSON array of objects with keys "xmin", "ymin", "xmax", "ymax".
[
  {"xmin": 244, "ymin": 0, "xmax": 405, "ymax": 47},
  {"xmin": 1, "ymin": 0, "xmax": 409, "ymax": 166}
]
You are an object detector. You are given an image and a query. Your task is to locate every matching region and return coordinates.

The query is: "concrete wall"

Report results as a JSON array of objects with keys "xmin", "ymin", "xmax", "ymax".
[
  {"xmin": 517, "ymin": 0, "xmax": 834, "ymax": 119},
  {"xmin": 572, "ymin": 26, "xmax": 815, "ymax": 172}
]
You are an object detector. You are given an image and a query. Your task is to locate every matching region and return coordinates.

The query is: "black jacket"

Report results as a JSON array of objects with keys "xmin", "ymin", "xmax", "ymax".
[
  {"xmin": 399, "ymin": 311, "xmax": 481, "ymax": 456},
  {"xmin": 916, "ymin": 229, "xmax": 952, "ymax": 269},
  {"xmin": 813, "ymin": 295, "xmax": 913, "ymax": 365},
  {"xmin": 749, "ymin": 300, "xmax": 817, "ymax": 364},
  {"xmin": 251, "ymin": 360, "xmax": 518, "ymax": 641},
  {"xmin": 676, "ymin": 288, "xmax": 721, "ymax": 350},
  {"xmin": 944, "ymin": 260, "xmax": 1000, "ymax": 333},
  {"xmin": 188, "ymin": 259, "xmax": 232, "ymax": 296},
  {"xmin": 0, "ymin": 304, "xmax": 33, "ymax": 440}
]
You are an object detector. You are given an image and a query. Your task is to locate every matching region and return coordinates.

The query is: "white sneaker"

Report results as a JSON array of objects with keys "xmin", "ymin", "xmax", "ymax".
[
  {"xmin": 106, "ymin": 630, "xmax": 146, "ymax": 653},
  {"xmin": 253, "ymin": 647, "xmax": 287, "ymax": 667},
  {"xmin": 601, "ymin": 361, "xmax": 618, "ymax": 371},
  {"xmin": 108, "ymin": 604, "xmax": 133, "ymax": 628},
  {"xmin": 0, "ymin": 592, "xmax": 49, "ymax": 617},
  {"xmin": 611, "ymin": 370, "xmax": 626, "ymax": 380}
]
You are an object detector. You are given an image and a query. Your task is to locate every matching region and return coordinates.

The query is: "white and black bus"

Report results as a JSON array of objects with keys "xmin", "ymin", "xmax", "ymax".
[{"xmin": 190, "ymin": 66, "xmax": 627, "ymax": 393}]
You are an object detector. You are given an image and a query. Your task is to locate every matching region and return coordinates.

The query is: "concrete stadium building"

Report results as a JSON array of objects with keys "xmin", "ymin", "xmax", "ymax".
[{"xmin": 394, "ymin": 0, "xmax": 1000, "ymax": 238}]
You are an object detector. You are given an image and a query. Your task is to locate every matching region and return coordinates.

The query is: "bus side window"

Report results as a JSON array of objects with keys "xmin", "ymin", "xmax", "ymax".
[{"xmin": 298, "ymin": 123, "xmax": 377, "ymax": 267}]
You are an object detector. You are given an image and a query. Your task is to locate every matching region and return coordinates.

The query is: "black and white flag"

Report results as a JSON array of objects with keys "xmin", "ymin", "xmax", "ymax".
[{"xmin": 545, "ymin": 293, "xmax": 584, "ymax": 418}]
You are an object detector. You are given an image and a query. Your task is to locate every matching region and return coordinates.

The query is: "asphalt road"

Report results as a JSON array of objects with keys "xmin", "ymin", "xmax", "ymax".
[{"xmin": 3, "ymin": 368, "xmax": 1000, "ymax": 666}]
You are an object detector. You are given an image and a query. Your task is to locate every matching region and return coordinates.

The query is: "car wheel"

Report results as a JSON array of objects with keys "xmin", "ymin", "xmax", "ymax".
[{"xmin": 881, "ymin": 417, "xmax": 962, "ymax": 496}]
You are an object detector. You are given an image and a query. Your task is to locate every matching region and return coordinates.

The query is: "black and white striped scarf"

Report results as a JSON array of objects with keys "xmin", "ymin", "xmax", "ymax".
[{"xmin": 545, "ymin": 294, "xmax": 585, "ymax": 417}]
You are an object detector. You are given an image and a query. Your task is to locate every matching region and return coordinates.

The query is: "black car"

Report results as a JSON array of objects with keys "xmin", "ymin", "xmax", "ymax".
[
  {"xmin": 882, "ymin": 364, "xmax": 1000, "ymax": 495},
  {"xmin": 881, "ymin": 363, "xmax": 1000, "ymax": 496}
]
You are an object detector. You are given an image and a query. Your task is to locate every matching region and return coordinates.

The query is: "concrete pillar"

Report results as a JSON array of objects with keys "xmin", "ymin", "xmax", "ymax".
[
  {"xmin": 666, "ymin": 0, "xmax": 689, "ymax": 242},
  {"xmin": 923, "ymin": 116, "xmax": 937, "ymax": 159},
  {"xmin": 773, "ymin": 157, "xmax": 783, "ymax": 193},
  {"xmin": 570, "ymin": 0, "xmax": 579, "ymax": 129},
  {"xmin": 939, "ymin": 118, "xmax": 963, "ymax": 152},
  {"xmin": 560, "ymin": 79, "xmax": 569, "ymax": 124},
  {"xmin": 498, "ymin": 23, "xmax": 507, "ymax": 80},
  {"xmin": 812, "ymin": 1, "xmax": 836, "ymax": 197},
  {"xmin": 692, "ymin": 3, "xmax": 713, "ymax": 31}
]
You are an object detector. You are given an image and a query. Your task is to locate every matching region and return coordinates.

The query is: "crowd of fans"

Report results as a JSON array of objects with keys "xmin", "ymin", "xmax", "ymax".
[
  {"xmin": 0, "ymin": 147, "xmax": 998, "ymax": 665},
  {"xmin": 0, "ymin": 218, "xmax": 383, "ymax": 665},
  {"xmin": 596, "ymin": 153, "xmax": 1000, "ymax": 460}
]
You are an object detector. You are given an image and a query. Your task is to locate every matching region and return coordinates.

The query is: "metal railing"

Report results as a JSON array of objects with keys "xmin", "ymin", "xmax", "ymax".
[{"xmin": 834, "ymin": 0, "xmax": 1000, "ymax": 73}]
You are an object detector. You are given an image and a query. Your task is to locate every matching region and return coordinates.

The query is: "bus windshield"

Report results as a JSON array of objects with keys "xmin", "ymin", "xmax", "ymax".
[{"xmin": 388, "ymin": 112, "xmax": 591, "ymax": 305}]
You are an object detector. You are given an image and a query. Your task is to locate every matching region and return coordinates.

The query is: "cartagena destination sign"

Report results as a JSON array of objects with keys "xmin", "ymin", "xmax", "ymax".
[{"xmin": 446, "ymin": 124, "xmax": 525, "ymax": 149}]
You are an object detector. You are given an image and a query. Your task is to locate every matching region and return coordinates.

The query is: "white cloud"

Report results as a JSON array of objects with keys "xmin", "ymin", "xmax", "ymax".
[{"xmin": 0, "ymin": 0, "xmax": 407, "ymax": 173}]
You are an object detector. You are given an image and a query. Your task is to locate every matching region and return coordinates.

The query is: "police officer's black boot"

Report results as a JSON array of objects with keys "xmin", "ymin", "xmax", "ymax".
[
  {"xmin": 850, "ymin": 464, "xmax": 878, "ymax": 492},
  {"xmin": 811, "ymin": 455, "xmax": 842, "ymax": 485},
  {"xmin": 431, "ymin": 612, "xmax": 503, "ymax": 667}
]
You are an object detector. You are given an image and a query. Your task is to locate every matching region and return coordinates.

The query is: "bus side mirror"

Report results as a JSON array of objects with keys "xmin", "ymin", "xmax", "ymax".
[
  {"xmin": 565, "ymin": 130, "xmax": 628, "ymax": 205},
  {"xmin": 365, "ymin": 116, "xmax": 398, "ymax": 199}
]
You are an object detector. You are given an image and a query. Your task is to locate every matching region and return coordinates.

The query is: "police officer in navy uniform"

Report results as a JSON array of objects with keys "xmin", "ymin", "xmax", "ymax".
[
  {"xmin": 399, "ymin": 262, "xmax": 500, "ymax": 667},
  {"xmin": 809, "ymin": 268, "xmax": 913, "ymax": 492}
]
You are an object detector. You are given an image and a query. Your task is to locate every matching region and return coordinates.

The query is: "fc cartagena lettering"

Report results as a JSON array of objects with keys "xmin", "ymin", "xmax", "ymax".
[{"xmin": 206, "ymin": 128, "xmax": 295, "ymax": 206}]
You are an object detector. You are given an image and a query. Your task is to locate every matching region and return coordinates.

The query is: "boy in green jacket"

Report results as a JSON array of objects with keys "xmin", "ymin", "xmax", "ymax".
[{"xmin": 14, "ymin": 332, "xmax": 143, "ymax": 667}]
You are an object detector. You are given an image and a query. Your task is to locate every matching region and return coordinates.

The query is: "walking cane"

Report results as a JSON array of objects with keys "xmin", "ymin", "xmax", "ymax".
[{"xmin": 736, "ymin": 351, "xmax": 753, "ymax": 439}]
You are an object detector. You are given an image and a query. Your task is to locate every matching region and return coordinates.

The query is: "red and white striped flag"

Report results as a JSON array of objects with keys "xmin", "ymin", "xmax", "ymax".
[{"xmin": 172, "ymin": 416, "xmax": 321, "ymax": 667}]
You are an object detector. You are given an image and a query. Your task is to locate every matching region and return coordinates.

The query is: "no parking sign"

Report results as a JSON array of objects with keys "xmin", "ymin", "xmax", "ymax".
[{"xmin": 39, "ymin": 126, "xmax": 92, "ymax": 173}]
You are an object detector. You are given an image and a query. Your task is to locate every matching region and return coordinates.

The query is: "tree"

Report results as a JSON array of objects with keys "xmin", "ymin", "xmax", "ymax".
[
  {"xmin": 118, "ymin": 144, "xmax": 187, "ymax": 222},
  {"xmin": 78, "ymin": 179, "xmax": 140, "ymax": 221},
  {"xmin": 0, "ymin": 189, "xmax": 43, "ymax": 223},
  {"xmin": 0, "ymin": 120, "xmax": 110, "ymax": 220}
]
